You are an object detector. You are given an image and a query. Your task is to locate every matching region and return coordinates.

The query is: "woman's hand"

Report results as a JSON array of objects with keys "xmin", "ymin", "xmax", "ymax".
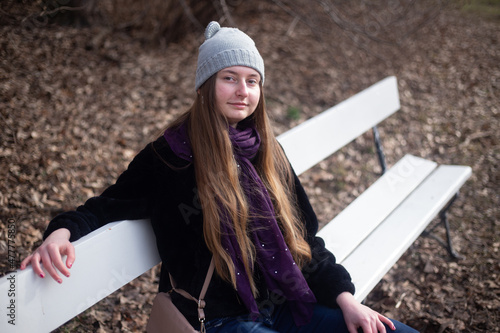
[
  {"xmin": 20, "ymin": 228, "xmax": 75, "ymax": 284},
  {"xmin": 337, "ymin": 292, "xmax": 396, "ymax": 333}
]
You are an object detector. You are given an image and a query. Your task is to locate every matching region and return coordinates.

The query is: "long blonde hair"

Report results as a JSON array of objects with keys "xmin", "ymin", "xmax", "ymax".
[{"xmin": 167, "ymin": 75, "xmax": 312, "ymax": 296}]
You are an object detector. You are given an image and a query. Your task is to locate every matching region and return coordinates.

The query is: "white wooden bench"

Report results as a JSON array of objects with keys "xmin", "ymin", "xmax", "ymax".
[{"xmin": 0, "ymin": 76, "xmax": 471, "ymax": 332}]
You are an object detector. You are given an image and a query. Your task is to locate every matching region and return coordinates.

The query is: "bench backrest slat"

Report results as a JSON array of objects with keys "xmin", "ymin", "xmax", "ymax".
[
  {"xmin": 277, "ymin": 76, "xmax": 400, "ymax": 175},
  {"xmin": 0, "ymin": 219, "xmax": 159, "ymax": 333}
]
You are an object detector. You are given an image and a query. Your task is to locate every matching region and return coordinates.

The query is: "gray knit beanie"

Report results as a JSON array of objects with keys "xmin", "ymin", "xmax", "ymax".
[{"xmin": 195, "ymin": 21, "xmax": 265, "ymax": 91}]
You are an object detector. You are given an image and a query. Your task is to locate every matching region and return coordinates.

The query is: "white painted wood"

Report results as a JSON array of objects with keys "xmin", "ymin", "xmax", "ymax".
[
  {"xmin": 340, "ymin": 165, "xmax": 472, "ymax": 302},
  {"xmin": 317, "ymin": 154, "xmax": 437, "ymax": 263},
  {"xmin": 0, "ymin": 219, "xmax": 159, "ymax": 333},
  {"xmin": 278, "ymin": 76, "xmax": 400, "ymax": 175}
]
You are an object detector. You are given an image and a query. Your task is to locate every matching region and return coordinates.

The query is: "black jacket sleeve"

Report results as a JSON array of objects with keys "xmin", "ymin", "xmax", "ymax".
[
  {"xmin": 43, "ymin": 139, "xmax": 163, "ymax": 242},
  {"xmin": 293, "ymin": 171, "xmax": 356, "ymax": 308}
]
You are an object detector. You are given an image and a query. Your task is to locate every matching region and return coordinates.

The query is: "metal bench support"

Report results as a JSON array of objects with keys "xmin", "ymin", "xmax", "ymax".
[
  {"xmin": 372, "ymin": 126, "xmax": 387, "ymax": 175},
  {"xmin": 424, "ymin": 192, "xmax": 464, "ymax": 259},
  {"xmin": 371, "ymin": 124, "xmax": 463, "ymax": 260}
]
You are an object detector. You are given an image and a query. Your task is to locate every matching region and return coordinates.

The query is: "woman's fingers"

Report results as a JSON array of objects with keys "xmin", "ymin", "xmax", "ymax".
[
  {"xmin": 346, "ymin": 323, "xmax": 358, "ymax": 333},
  {"xmin": 50, "ymin": 244, "xmax": 72, "ymax": 280},
  {"xmin": 375, "ymin": 319, "xmax": 386, "ymax": 333},
  {"xmin": 64, "ymin": 242, "xmax": 75, "ymax": 269},
  {"xmin": 24, "ymin": 252, "xmax": 46, "ymax": 278},
  {"xmin": 358, "ymin": 316, "xmax": 384, "ymax": 333},
  {"xmin": 379, "ymin": 314, "xmax": 396, "ymax": 331},
  {"xmin": 19, "ymin": 229, "xmax": 75, "ymax": 283},
  {"xmin": 337, "ymin": 292, "xmax": 397, "ymax": 333},
  {"xmin": 19, "ymin": 254, "xmax": 33, "ymax": 271},
  {"xmin": 49, "ymin": 242, "xmax": 75, "ymax": 277},
  {"xmin": 40, "ymin": 249, "xmax": 63, "ymax": 283}
]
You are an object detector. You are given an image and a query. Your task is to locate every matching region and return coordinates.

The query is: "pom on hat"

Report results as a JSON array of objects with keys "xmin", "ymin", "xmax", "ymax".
[
  {"xmin": 205, "ymin": 21, "xmax": 220, "ymax": 40},
  {"xmin": 195, "ymin": 21, "xmax": 265, "ymax": 91}
]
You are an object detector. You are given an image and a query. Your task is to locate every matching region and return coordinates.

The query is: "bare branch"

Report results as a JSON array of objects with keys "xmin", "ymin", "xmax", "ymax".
[
  {"xmin": 220, "ymin": 0, "xmax": 237, "ymax": 27},
  {"xmin": 39, "ymin": 5, "xmax": 88, "ymax": 18},
  {"xmin": 178, "ymin": 0, "xmax": 204, "ymax": 31}
]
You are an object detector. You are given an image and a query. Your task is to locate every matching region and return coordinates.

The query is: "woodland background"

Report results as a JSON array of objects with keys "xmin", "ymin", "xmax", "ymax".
[{"xmin": 0, "ymin": 0, "xmax": 499, "ymax": 332}]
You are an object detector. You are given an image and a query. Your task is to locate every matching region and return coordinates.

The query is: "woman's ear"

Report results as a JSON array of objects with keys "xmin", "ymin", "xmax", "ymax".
[{"xmin": 197, "ymin": 89, "xmax": 201, "ymax": 95}]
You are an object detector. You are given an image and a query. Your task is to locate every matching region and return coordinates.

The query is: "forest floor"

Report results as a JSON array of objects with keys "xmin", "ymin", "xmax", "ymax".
[{"xmin": 1, "ymin": 1, "xmax": 499, "ymax": 332}]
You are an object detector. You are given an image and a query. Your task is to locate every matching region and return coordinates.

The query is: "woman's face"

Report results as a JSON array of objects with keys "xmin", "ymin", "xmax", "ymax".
[{"xmin": 214, "ymin": 66, "xmax": 261, "ymax": 128}]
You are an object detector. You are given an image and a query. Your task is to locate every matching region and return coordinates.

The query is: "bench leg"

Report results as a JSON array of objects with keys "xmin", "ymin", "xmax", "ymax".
[
  {"xmin": 439, "ymin": 193, "xmax": 465, "ymax": 259},
  {"xmin": 424, "ymin": 192, "xmax": 465, "ymax": 260},
  {"xmin": 372, "ymin": 126, "xmax": 387, "ymax": 175}
]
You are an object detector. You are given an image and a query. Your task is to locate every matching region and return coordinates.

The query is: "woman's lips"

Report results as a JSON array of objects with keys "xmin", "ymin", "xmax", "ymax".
[{"xmin": 229, "ymin": 102, "xmax": 248, "ymax": 108}]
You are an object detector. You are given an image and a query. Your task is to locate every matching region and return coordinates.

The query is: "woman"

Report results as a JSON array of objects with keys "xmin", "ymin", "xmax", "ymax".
[{"xmin": 21, "ymin": 21, "xmax": 418, "ymax": 333}]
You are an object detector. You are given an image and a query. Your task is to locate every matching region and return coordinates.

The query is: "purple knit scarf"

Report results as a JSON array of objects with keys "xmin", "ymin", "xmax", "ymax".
[{"xmin": 164, "ymin": 123, "xmax": 316, "ymax": 326}]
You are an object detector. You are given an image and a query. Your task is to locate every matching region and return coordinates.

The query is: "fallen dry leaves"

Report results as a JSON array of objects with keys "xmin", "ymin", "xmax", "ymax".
[{"xmin": 1, "ymin": 1, "xmax": 498, "ymax": 332}]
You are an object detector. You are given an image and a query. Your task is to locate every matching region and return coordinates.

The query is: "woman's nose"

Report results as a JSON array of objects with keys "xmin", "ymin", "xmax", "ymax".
[{"xmin": 236, "ymin": 81, "xmax": 248, "ymax": 96}]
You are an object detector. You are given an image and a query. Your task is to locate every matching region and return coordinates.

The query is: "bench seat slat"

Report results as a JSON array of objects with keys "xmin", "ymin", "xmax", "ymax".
[
  {"xmin": 317, "ymin": 154, "xmax": 437, "ymax": 263},
  {"xmin": 278, "ymin": 76, "xmax": 400, "ymax": 175},
  {"xmin": 0, "ymin": 219, "xmax": 159, "ymax": 333},
  {"xmin": 340, "ymin": 164, "xmax": 472, "ymax": 301}
]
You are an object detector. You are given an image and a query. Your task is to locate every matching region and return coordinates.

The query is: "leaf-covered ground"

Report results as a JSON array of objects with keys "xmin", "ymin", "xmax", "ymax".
[{"xmin": 1, "ymin": 1, "xmax": 498, "ymax": 332}]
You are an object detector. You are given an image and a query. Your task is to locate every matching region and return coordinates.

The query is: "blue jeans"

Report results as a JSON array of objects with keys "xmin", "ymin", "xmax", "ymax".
[{"xmin": 205, "ymin": 303, "xmax": 419, "ymax": 333}]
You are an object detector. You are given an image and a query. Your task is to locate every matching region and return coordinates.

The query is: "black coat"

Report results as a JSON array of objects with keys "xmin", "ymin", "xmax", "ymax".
[{"xmin": 44, "ymin": 136, "xmax": 355, "ymax": 329}]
